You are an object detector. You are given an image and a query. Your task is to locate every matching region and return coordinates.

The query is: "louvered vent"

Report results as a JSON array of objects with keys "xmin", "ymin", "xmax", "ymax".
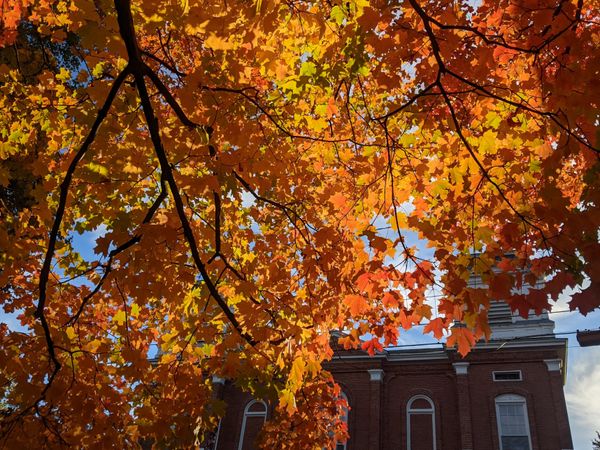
[{"xmin": 488, "ymin": 301, "xmax": 513, "ymax": 324}]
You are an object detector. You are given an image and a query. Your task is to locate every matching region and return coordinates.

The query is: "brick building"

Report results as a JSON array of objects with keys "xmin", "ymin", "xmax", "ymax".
[{"xmin": 208, "ymin": 301, "xmax": 573, "ymax": 450}]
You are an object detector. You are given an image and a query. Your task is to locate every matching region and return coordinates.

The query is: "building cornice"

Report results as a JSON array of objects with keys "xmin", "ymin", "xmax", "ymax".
[{"xmin": 329, "ymin": 337, "xmax": 567, "ymax": 365}]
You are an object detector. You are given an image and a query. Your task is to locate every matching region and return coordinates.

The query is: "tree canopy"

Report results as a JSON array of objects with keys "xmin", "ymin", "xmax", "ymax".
[{"xmin": 0, "ymin": 0, "xmax": 598, "ymax": 447}]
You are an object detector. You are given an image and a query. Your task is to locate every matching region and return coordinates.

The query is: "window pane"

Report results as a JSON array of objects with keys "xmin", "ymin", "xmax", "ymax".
[
  {"xmin": 497, "ymin": 399, "xmax": 531, "ymax": 450},
  {"xmin": 410, "ymin": 398, "xmax": 433, "ymax": 410},
  {"xmin": 247, "ymin": 402, "xmax": 267, "ymax": 413},
  {"xmin": 241, "ymin": 416, "xmax": 265, "ymax": 450},
  {"xmin": 409, "ymin": 413, "xmax": 434, "ymax": 450},
  {"xmin": 498, "ymin": 403, "xmax": 527, "ymax": 436},
  {"xmin": 501, "ymin": 436, "xmax": 530, "ymax": 450}
]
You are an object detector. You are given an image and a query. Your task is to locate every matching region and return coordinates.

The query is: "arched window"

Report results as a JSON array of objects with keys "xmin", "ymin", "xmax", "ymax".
[
  {"xmin": 495, "ymin": 394, "xmax": 532, "ymax": 450},
  {"xmin": 200, "ymin": 418, "xmax": 220, "ymax": 450},
  {"xmin": 238, "ymin": 400, "xmax": 267, "ymax": 450},
  {"xmin": 406, "ymin": 395, "xmax": 436, "ymax": 450},
  {"xmin": 335, "ymin": 392, "xmax": 349, "ymax": 450}
]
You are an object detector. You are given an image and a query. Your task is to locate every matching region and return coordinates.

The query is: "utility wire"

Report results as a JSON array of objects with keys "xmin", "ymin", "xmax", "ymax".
[{"xmin": 382, "ymin": 328, "xmax": 599, "ymax": 350}]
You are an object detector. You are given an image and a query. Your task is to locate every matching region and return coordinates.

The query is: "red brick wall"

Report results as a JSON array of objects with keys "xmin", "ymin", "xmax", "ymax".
[{"xmin": 214, "ymin": 344, "xmax": 573, "ymax": 450}]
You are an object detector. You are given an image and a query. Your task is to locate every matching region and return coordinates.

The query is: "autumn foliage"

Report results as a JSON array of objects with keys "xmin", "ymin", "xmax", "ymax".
[{"xmin": 0, "ymin": 0, "xmax": 598, "ymax": 446}]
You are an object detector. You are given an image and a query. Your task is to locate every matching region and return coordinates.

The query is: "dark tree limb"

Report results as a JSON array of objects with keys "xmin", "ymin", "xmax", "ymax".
[
  {"xmin": 34, "ymin": 67, "xmax": 130, "ymax": 402},
  {"xmin": 114, "ymin": 0, "xmax": 258, "ymax": 348},
  {"xmin": 65, "ymin": 182, "xmax": 167, "ymax": 326}
]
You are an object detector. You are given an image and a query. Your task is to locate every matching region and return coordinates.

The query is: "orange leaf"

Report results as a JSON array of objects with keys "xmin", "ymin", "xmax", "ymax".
[
  {"xmin": 423, "ymin": 318, "xmax": 445, "ymax": 340},
  {"xmin": 329, "ymin": 192, "xmax": 348, "ymax": 210},
  {"xmin": 326, "ymin": 97, "xmax": 339, "ymax": 118},
  {"xmin": 343, "ymin": 294, "xmax": 369, "ymax": 316},
  {"xmin": 447, "ymin": 327, "xmax": 476, "ymax": 356}
]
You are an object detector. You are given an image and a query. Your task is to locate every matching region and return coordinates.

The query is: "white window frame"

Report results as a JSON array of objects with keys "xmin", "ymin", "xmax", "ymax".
[
  {"xmin": 238, "ymin": 400, "xmax": 267, "ymax": 450},
  {"xmin": 214, "ymin": 418, "xmax": 221, "ymax": 450},
  {"xmin": 335, "ymin": 392, "xmax": 349, "ymax": 450},
  {"xmin": 406, "ymin": 395, "xmax": 436, "ymax": 450},
  {"xmin": 495, "ymin": 394, "xmax": 533, "ymax": 450},
  {"xmin": 493, "ymin": 370, "xmax": 523, "ymax": 382},
  {"xmin": 201, "ymin": 418, "xmax": 221, "ymax": 450}
]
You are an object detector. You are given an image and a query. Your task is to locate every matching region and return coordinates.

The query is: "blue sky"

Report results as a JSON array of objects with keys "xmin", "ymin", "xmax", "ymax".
[{"xmin": 1, "ymin": 227, "xmax": 599, "ymax": 448}]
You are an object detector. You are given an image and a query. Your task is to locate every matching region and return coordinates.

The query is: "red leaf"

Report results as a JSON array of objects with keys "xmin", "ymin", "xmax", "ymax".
[
  {"xmin": 569, "ymin": 282, "xmax": 600, "ymax": 315},
  {"xmin": 489, "ymin": 273, "xmax": 513, "ymax": 300},
  {"xmin": 361, "ymin": 337, "xmax": 383, "ymax": 356}
]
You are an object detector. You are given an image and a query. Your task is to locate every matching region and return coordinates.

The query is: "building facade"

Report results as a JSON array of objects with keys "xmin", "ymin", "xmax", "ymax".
[{"xmin": 210, "ymin": 302, "xmax": 573, "ymax": 450}]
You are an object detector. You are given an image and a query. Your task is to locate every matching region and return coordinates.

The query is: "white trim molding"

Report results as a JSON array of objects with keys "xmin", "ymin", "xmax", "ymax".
[
  {"xmin": 493, "ymin": 370, "xmax": 522, "ymax": 382},
  {"xmin": 211, "ymin": 375, "xmax": 226, "ymax": 385},
  {"xmin": 238, "ymin": 400, "xmax": 267, "ymax": 450},
  {"xmin": 406, "ymin": 395, "xmax": 436, "ymax": 450},
  {"xmin": 544, "ymin": 359, "xmax": 562, "ymax": 372},
  {"xmin": 453, "ymin": 362, "xmax": 469, "ymax": 375},
  {"xmin": 495, "ymin": 394, "xmax": 532, "ymax": 450},
  {"xmin": 368, "ymin": 369, "xmax": 384, "ymax": 382}
]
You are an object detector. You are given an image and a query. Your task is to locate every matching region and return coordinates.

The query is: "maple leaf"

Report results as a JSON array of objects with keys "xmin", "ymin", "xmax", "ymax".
[
  {"xmin": 204, "ymin": 34, "xmax": 234, "ymax": 51},
  {"xmin": 343, "ymin": 294, "xmax": 369, "ymax": 316},
  {"xmin": 382, "ymin": 291, "xmax": 400, "ymax": 308},
  {"xmin": 329, "ymin": 192, "xmax": 348, "ymax": 211},
  {"xmin": 0, "ymin": 0, "xmax": 598, "ymax": 446},
  {"xmin": 423, "ymin": 318, "xmax": 445, "ymax": 340},
  {"xmin": 326, "ymin": 98, "xmax": 339, "ymax": 118},
  {"xmin": 279, "ymin": 388, "xmax": 297, "ymax": 415},
  {"xmin": 447, "ymin": 327, "xmax": 477, "ymax": 357},
  {"xmin": 569, "ymin": 281, "xmax": 600, "ymax": 315},
  {"xmin": 489, "ymin": 272, "xmax": 513, "ymax": 300},
  {"xmin": 289, "ymin": 356, "xmax": 307, "ymax": 388},
  {"xmin": 361, "ymin": 337, "xmax": 383, "ymax": 356}
]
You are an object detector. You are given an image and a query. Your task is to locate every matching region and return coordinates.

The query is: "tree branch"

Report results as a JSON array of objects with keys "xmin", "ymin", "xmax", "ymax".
[
  {"xmin": 65, "ymin": 182, "xmax": 167, "ymax": 326},
  {"xmin": 114, "ymin": 0, "xmax": 258, "ymax": 348},
  {"xmin": 34, "ymin": 67, "xmax": 130, "ymax": 409}
]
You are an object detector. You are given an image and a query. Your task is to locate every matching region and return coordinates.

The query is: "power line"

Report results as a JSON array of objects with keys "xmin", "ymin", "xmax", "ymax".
[{"xmin": 381, "ymin": 328, "xmax": 599, "ymax": 350}]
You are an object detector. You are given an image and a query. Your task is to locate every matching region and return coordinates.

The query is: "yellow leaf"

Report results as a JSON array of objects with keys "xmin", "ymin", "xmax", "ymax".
[
  {"xmin": 300, "ymin": 61, "xmax": 316, "ymax": 77},
  {"xmin": 66, "ymin": 326, "xmax": 76, "ymax": 340},
  {"xmin": 84, "ymin": 339, "xmax": 101, "ymax": 352},
  {"xmin": 479, "ymin": 130, "xmax": 497, "ymax": 154},
  {"xmin": 205, "ymin": 34, "xmax": 234, "ymax": 51},
  {"xmin": 185, "ymin": 20, "xmax": 210, "ymax": 35},
  {"xmin": 279, "ymin": 388, "xmax": 296, "ymax": 415},
  {"xmin": 180, "ymin": 0, "xmax": 189, "ymax": 14},
  {"xmin": 330, "ymin": 5, "xmax": 346, "ymax": 25},
  {"xmin": 289, "ymin": 357, "xmax": 306, "ymax": 387},
  {"xmin": 86, "ymin": 162, "xmax": 108, "ymax": 177},
  {"xmin": 114, "ymin": 310, "xmax": 126, "ymax": 326},
  {"xmin": 123, "ymin": 162, "xmax": 142, "ymax": 174}
]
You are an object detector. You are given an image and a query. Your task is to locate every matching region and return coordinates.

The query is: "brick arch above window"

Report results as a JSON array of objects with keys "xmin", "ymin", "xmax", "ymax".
[{"xmin": 334, "ymin": 381, "xmax": 353, "ymax": 405}]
